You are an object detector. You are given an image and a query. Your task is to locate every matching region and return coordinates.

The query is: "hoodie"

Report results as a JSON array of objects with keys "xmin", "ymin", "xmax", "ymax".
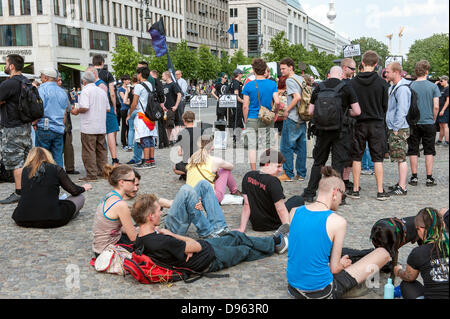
[{"xmin": 350, "ymin": 71, "xmax": 389, "ymax": 122}]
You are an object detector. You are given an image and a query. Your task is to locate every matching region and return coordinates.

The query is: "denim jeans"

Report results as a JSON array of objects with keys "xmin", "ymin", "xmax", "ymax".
[
  {"xmin": 206, "ymin": 231, "xmax": 275, "ymax": 272},
  {"xmin": 35, "ymin": 129, "xmax": 64, "ymax": 167},
  {"xmin": 362, "ymin": 142, "xmax": 374, "ymax": 171},
  {"xmin": 165, "ymin": 180, "xmax": 228, "ymax": 237},
  {"xmin": 280, "ymin": 119, "xmax": 307, "ymax": 178},
  {"xmin": 128, "ymin": 110, "xmax": 143, "ymax": 162}
]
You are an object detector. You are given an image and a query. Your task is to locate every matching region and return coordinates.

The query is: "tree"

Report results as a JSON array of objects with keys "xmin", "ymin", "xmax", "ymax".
[
  {"xmin": 111, "ymin": 36, "xmax": 142, "ymax": 78},
  {"xmin": 350, "ymin": 37, "xmax": 390, "ymax": 67},
  {"xmin": 197, "ymin": 45, "xmax": 220, "ymax": 81},
  {"xmin": 171, "ymin": 40, "xmax": 200, "ymax": 80},
  {"xmin": 404, "ymin": 33, "xmax": 449, "ymax": 76},
  {"xmin": 219, "ymin": 50, "xmax": 234, "ymax": 77},
  {"xmin": 229, "ymin": 48, "xmax": 253, "ymax": 68}
]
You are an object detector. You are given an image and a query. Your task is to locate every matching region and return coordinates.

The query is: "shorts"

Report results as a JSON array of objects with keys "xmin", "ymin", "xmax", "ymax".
[
  {"xmin": 175, "ymin": 161, "xmax": 187, "ymax": 173},
  {"xmin": 0, "ymin": 124, "xmax": 32, "ymax": 170},
  {"xmin": 407, "ymin": 124, "xmax": 436, "ymax": 156},
  {"xmin": 288, "ymin": 270, "xmax": 358, "ymax": 299},
  {"xmin": 388, "ymin": 128, "xmax": 410, "ymax": 163},
  {"xmin": 138, "ymin": 136, "xmax": 155, "ymax": 149},
  {"xmin": 243, "ymin": 118, "xmax": 274, "ymax": 150},
  {"xmin": 351, "ymin": 121, "xmax": 386, "ymax": 162}
]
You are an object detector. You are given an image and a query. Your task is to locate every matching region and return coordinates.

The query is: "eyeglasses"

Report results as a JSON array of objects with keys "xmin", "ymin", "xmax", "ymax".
[
  {"xmin": 337, "ymin": 188, "xmax": 347, "ymax": 200},
  {"xmin": 346, "ymin": 66, "xmax": 356, "ymax": 71},
  {"xmin": 121, "ymin": 179, "xmax": 135, "ymax": 183}
]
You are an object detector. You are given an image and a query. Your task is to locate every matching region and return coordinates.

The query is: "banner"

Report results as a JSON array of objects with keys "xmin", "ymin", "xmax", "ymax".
[
  {"xmin": 189, "ymin": 95, "xmax": 208, "ymax": 108},
  {"xmin": 238, "ymin": 62, "xmax": 278, "ymax": 87},
  {"xmin": 218, "ymin": 94, "xmax": 237, "ymax": 108}
]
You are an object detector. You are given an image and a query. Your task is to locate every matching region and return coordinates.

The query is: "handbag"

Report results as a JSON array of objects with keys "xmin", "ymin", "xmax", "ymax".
[
  {"xmin": 92, "ymin": 244, "xmax": 132, "ymax": 276},
  {"xmin": 255, "ymin": 81, "xmax": 275, "ymax": 125},
  {"xmin": 195, "ymin": 164, "xmax": 218, "ymax": 184}
]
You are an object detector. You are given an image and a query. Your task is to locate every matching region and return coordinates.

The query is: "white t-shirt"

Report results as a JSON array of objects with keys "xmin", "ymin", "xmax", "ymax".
[
  {"xmin": 78, "ymin": 83, "xmax": 108, "ymax": 134},
  {"xmin": 133, "ymin": 81, "xmax": 158, "ymax": 141}
]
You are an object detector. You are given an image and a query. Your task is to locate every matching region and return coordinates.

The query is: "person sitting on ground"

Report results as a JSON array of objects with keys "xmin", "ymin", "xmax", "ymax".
[
  {"xmin": 12, "ymin": 147, "xmax": 91, "ymax": 228},
  {"xmin": 287, "ymin": 166, "xmax": 391, "ymax": 299},
  {"xmin": 394, "ymin": 207, "xmax": 449, "ymax": 299},
  {"xmin": 186, "ymin": 135, "xmax": 242, "ymax": 205},
  {"xmin": 173, "ymin": 111, "xmax": 202, "ymax": 181},
  {"xmin": 92, "ymin": 164, "xmax": 139, "ymax": 257},
  {"xmin": 237, "ymin": 149, "xmax": 304, "ymax": 233},
  {"xmin": 130, "ymin": 193, "xmax": 289, "ymax": 276}
]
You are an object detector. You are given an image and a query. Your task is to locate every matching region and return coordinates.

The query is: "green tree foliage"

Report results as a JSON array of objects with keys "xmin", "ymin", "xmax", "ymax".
[
  {"xmin": 229, "ymin": 48, "xmax": 253, "ymax": 69},
  {"xmin": 350, "ymin": 37, "xmax": 390, "ymax": 67},
  {"xmin": 111, "ymin": 36, "xmax": 142, "ymax": 78},
  {"xmin": 404, "ymin": 33, "xmax": 449, "ymax": 76},
  {"xmin": 171, "ymin": 40, "xmax": 200, "ymax": 80},
  {"xmin": 197, "ymin": 45, "xmax": 221, "ymax": 81}
]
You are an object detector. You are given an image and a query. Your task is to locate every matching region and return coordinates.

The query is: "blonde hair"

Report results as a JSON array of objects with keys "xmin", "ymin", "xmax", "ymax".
[
  {"xmin": 186, "ymin": 135, "xmax": 214, "ymax": 170},
  {"xmin": 24, "ymin": 147, "xmax": 56, "ymax": 179}
]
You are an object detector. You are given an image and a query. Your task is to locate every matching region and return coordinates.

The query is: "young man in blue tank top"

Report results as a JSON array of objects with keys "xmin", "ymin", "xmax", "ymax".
[{"xmin": 287, "ymin": 166, "xmax": 391, "ymax": 299}]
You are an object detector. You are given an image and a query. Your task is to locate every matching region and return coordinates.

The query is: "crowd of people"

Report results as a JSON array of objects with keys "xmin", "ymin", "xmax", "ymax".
[{"xmin": 0, "ymin": 51, "xmax": 448, "ymax": 299}]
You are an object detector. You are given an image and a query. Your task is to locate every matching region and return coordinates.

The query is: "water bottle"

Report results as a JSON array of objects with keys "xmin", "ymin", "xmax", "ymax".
[{"xmin": 384, "ymin": 278, "xmax": 394, "ymax": 299}]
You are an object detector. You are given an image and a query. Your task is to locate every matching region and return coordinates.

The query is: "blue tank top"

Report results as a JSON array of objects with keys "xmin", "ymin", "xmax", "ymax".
[{"xmin": 287, "ymin": 205, "xmax": 334, "ymax": 291}]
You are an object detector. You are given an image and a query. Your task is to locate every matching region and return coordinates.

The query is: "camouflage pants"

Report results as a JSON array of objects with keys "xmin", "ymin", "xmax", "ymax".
[
  {"xmin": 0, "ymin": 124, "xmax": 32, "ymax": 170},
  {"xmin": 388, "ymin": 128, "xmax": 410, "ymax": 163}
]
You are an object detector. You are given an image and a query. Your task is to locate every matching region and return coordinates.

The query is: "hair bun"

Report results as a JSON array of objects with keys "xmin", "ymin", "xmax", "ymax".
[{"xmin": 320, "ymin": 166, "xmax": 342, "ymax": 179}]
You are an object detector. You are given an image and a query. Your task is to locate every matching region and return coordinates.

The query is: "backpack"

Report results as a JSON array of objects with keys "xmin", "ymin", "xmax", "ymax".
[
  {"xmin": 312, "ymin": 81, "xmax": 347, "ymax": 131},
  {"xmin": 392, "ymin": 83, "xmax": 420, "ymax": 126},
  {"xmin": 140, "ymin": 82, "xmax": 163, "ymax": 122},
  {"xmin": 90, "ymin": 244, "xmax": 133, "ymax": 276},
  {"xmin": 290, "ymin": 76, "xmax": 313, "ymax": 122},
  {"xmin": 13, "ymin": 77, "xmax": 44, "ymax": 123}
]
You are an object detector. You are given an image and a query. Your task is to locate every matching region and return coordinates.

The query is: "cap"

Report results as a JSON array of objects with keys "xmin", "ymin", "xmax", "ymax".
[
  {"xmin": 439, "ymin": 75, "xmax": 449, "ymax": 82},
  {"xmin": 233, "ymin": 68, "xmax": 244, "ymax": 76},
  {"xmin": 40, "ymin": 68, "xmax": 58, "ymax": 78}
]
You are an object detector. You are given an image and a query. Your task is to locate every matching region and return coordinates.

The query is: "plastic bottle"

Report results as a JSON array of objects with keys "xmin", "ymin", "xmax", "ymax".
[{"xmin": 384, "ymin": 278, "xmax": 394, "ymax": 299}]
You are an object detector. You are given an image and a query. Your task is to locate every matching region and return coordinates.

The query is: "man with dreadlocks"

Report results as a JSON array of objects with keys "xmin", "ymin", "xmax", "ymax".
[{"xmin": 394, "ymin": 207, "xmax": 449, "ymax": 299}]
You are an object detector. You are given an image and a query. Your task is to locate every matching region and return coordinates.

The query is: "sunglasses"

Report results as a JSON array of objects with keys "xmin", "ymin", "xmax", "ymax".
[
  {"xmin": 346, "ymin": 66, "xmax": 356, "ymax": 71},
  {"xmin": 336, "ymin": 188, "xmax": 347, "ymax": 200},
  {"xmin": 121, "ymin": 179, "xmax": 135, "ymax": 183}
]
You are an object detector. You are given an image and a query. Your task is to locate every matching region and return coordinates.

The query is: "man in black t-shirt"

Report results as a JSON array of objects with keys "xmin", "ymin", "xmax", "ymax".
[
  {"xmin": 230, "ymin": 69, "xmax": 244, "ymax": 129},
  {"xmin": 238, "ymin": 149, "xmax": 304, "ymax": 232},
  {"xmin": 130, "ymin": 193, "xmax": 289, "ymax": 275},
  {"xmin": 302, "ymin": 66, "xmax": 361, "ymax": 203},
  {"xmin": 0, "ymin": 54, "xmax": 33, "ymax": 205},
  {"xmin": 92, "ymin": 55, "xmax": 116, "ymax": 112},
  {"xmin": 162, "ymin": 71, "xmax": 182, "ymax": 145}
]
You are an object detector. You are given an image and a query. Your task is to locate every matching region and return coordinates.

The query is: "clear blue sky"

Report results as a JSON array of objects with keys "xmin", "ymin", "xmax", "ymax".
[{"xmin": 300, "ymin": 0, "xmax": 449, "ymax": 57}]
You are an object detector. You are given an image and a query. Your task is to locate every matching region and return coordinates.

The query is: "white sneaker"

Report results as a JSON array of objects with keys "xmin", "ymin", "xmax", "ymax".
[{"xmin": 220, "ymin": 194, "xmax": 244, "ymax": 205}]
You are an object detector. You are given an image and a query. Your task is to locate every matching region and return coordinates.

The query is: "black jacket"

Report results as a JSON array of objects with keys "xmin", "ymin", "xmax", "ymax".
[{"xmin": 351, "ymin": 72, "xmax": 389, "ymax": 122}]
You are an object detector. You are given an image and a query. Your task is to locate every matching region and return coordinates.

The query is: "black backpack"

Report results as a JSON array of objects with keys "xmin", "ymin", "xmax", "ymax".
[
  {"xmin": 392, "ymin": 83, "xmax": 420, "ymax": 126},
  {"xmin": 13, "ymin": 77, "xmax": 44, "ymax": 123},
  {"xmin": 140, "ymin": 82, "xmax": 163, "ymax": 122},
  {"xmin": 313, "ymin": 81, "xmax": 347, "ymax": 131}
]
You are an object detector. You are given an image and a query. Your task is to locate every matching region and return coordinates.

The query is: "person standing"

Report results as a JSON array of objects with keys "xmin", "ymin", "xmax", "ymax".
[
  {"xmin": 212, "ymin": 72, "xmax": 229, "ymax": 122},
  {"xmin": 348, "ymin": 51, "xmax": 390, "ymax": 201},
  {"xmin": 408, "ymin": 60, "xmax": 441, "ymax": 187},
  {"xmin": 71, "ymin": 70, "xmax": 109, "ymax": 182},
  {"xmin": 230, "ymin": 69, "xmax": 245, "ymax": 145},
  {"xmin": 118, "ymin": 75, "xmax": 131, "ymax": 151},
  {"xmin": 175, "ymin": 70, "xmax": 188, "ymax": 121},
  {"xmin": 278, "ymin": 58, "xmax": 307, "ymax": 183},
  {"xmin": 436, "ymin": 76, "xmax": 449, "ymax": 146},
  {"xmin": 35, "ymin": 68, "xmax": 69, "ymax": 169},
  {"xmin": 162, "ymin": 71, "xmax": 182, "ymax": 145},
  {"xmin": 0, "ymin": 54, "xmax": 33, "ymax": 204},
  {"xmin": 384, "ymin": 62, "xmax": 411, "ymax": 196},
  {"xmin": 92, "ymin": 55, "xmax": 120, "ymax": 165}
]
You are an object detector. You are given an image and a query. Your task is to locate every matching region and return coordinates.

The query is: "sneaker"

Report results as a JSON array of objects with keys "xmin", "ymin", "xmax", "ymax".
[
  {"xmin": 294, "ymin": 175, "xmax": 305, "ymax": 181},
  {"xmin": 133, "ymin": 161, "xmax": 151, "ymax": 170},
  {"xmin": 426, "ymin": 177, "xmax": 437, "ymax": 187},
  {"xmin": 273, "ymin": 224, "xmax": 290, "ymax": 254},
  {"xmin": 213, "ymin": 226, "xmax": 231, "ymax": 237},
  {"xmin": 149, "ymin": 161, "xmax": 156, "ymax": 169},
  {"xmin": 346, "ymin": 190, "xmax": 360, "ymax": 199},
  {"xmin": 126, "ymin": 159, "xmax": 136, "ymax": 165},
  {"xmin": 376, "ymin": 190, "xmax": 391, "ymax": 201},
  {"xmin": 0, "ymin": 192, "xmax": 20, "ymax": 205},
  {"xmin": 273, "ymin": 223, "xmax": 290, "ymax": 239},
  {"xmin": 436, "ymin": 140, "xmax": 442, "ymax": 145},
  {"xmin": 278, "ymin": 173, "xmax": 293, "ymax": 182},
  {"xmin": 444, "ymin": 141, "xmax": 449, "ymax": 147},
  {"xmin": 361, "ymin": 169, "xmax": 374, "ymax": 175},
  {"xmin": 388, "ymin": 185, "xmax": 407, "ymax": 196},
  {"xmin": 388, "ymin": 183, "xmax": 399, "ymax": 191},
  {"xmin": 408, "ymin": 176, "xmax": 418, "ymax": 186}
]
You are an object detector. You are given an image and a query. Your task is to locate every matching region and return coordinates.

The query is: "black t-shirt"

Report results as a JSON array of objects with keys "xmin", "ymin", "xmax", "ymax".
[
  {"xmin": 438, "ymin": 85, "xmax": 449, "ymax": 109},
  {"xmin": 0, "ymin": 74, "xmax": 29, "ymax": 127},
  {"xmin": 231, "ymin": 79, "xmax": 243, "ymax": 106},
  {"xmin": 163, "ymin": 82, "xmax": 181, "ymax": 109},
  {"xmin": 242, "ymin": 171, "xmax": 286, "ymax": 231},
  {"xmin": 215, "ymin": 82, "xmax": 229, "ymax": 97},
  {"xmin": 407, "ymin": 244, "xmax": 449, "ymax": 299},
  {"xmin": 134, "ymin": 232, "xmax": 215, "ymax": 272},
  {"xmin": 176, "ymin": 127, "xmax": 203, "ymax": 163},
  {"xmin": 310, "ymin": 78, "xmax": 358, "ymax": 114},
  {"xmin": 97, "ymin": 68, "xmax": 115, "ymax": 107}
]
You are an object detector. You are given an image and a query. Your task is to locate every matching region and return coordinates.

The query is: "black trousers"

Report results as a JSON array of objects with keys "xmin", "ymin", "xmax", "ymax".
[
  {"xmin": 119, "ymin": 109, "xmax": 129, "ymax": 147},
  {"xmin": 304, "ymin": 128, "xmax": 351, "ymax": 197}
]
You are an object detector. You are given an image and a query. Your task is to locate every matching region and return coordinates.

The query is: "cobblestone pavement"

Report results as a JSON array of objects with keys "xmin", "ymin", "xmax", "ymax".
[{"xmin": 0, "ymin": 106, "xmax": 448, "ymax": 299}]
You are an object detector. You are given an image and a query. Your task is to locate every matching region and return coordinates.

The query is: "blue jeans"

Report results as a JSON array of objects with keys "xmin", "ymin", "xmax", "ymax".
[
  {"xmin": 206, "ymin": 231, "xmax": 275, "ymax": 272},
  {"xmin": 35, "ymin": 129, "xmax": 64, "ymax": 168},
  {"xmin": 362, "ymin": 143, "xmax": 374, "ymax": 171},
  {"xmin": 165, "ymin": 180, "xmax": 228, "ymax": 238},
  {"xmin": 128, "ymin": 110, "xmax": 143, "ymax": 162},
  {"xmin": 280, "ymin": 119, "xmax": 307, "ymax": 178}
]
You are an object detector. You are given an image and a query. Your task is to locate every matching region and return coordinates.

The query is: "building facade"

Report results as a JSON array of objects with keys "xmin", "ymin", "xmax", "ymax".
[{"xmin": 286, "ymin": 0, "xmax": 307, "ymax": 48}]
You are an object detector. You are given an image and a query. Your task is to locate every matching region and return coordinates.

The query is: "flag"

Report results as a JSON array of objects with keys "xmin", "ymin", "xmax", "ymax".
[
  {"xmin": 149, "ymin": 18, "xmax": 168, "ymax": 57},
  {"xmin": 227, "ymin": 24, "xmax": 235, "ymax": 45},
  {"xmin": 167, "ymin": 54, "xmax": 177, "ymax": 83}
]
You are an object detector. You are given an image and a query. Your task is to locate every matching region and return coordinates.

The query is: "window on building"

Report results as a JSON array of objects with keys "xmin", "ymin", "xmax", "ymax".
[
  {"xmin": 93, "ymin": 0, "xmax": 97, "ymax": 23},
  {"xmin": 89, "ymin": 30, "xmax": 109, "ymax": 51},
  {"xmin": 230, "ymin": 39, "xmax": 238, "ymax": 49},
  {"xmin": 62, "ymin": 0, "xmax": 67, "ymax": 17},
  {"xmin": 0, "ymin": 24, "xmax": 33, "ymax": 46},
  {"xmin": 0, "ymin": 0, "xmax": 3, "ymax": 16},
  {"xmin": 9, "ymin": 0, "xmax": 14, "ymax": 15},
  {"xmin": 36, "ymin": 0, "xmax": 43, "ymax": 14},
  {"xmin": 138, "ymin": 38, "xmax": 152, "ymax": 55},
  {"xmin": 99, "ymin": 0, "xmax": 104, "ymax": 24},
  {"xmin": 57, "ymin": 24, "xmax": 82, "ymax": 48},
  {"xmin": 85, "ymin": 0, "xmax": 90, "ymax": 21},
  {"xmin": 230, "ymin": 8, "xmax": 237, "ymax": 17},
  {"xmin": 78, "ymin": 0, "xmax": 83, "ymax": 20},
  {"xmin": 70, "ymin": 0, "xmax": 75, "ymax": 19},
  {"xmin": 234, "ymin": 24, "xmax": 238, "ymax": 33}
]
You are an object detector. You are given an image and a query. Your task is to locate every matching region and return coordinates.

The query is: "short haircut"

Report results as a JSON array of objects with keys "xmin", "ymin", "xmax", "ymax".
[
  {"xmin": 6, "ymin": 54, "xmax": 24, "ymax": 71},
  {"xmin": 362, "ymin": 51, "xmax": 379, "ymax": 67},
  {"xmin": 138, "ymin": 61, "xmax": 149, "ymax": 67},
  {"xmin": 131, "ymin": 194, "xmax": 159, "ymax": 225},
  {"xmin": 415, "ymin": 60, "xmax": 430, "ymax": 77},
  {"xmin": 341, "ymin": 58, "xmax": 355, "ymax": 68},
  {"xmin": 259, "ymin": 149, "xmax": 285, "ymax": 167},
  {"xmin": 120, "ymin": 74, "xmax": 130, "ymax": 82},
  {"xmin": 92, "ymin": 55, "xmax": 105, "ymax": 66},
  {"xmin": 317, "ymin": 166, "xmax": 344, "ymax": 193},
  {"xmin": 280, "ymin": 57, "xmax": 295, "ymax": 69},
  {"xmin": 137, "ymin": 67, "xmax": 150, "ymax": 79},
  {"xmin": 150, "ymin": 70, "xmax": 159, "ymax": 77},
  {"xmin": 182, "ymin": 110, "xmax": 195, "ymax": 123},
  {"xmin": 388, "ymin": 62, "xmax": 403, "ymax": 74},
  {"xmin": 82, "ymin": 71, "xmax": 96, "ymax": 84},
  {"xmin": 251, "ymin": 58, "xmax": 268, "ymax": 76}
]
